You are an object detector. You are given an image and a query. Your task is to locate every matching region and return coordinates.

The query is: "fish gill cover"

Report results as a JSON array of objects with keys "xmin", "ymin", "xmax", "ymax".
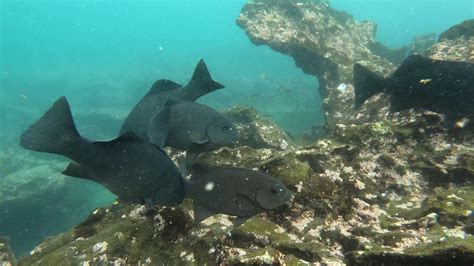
[{"xmin": 1, "ymin": 0, "xmax": 474, "ymax": 264}]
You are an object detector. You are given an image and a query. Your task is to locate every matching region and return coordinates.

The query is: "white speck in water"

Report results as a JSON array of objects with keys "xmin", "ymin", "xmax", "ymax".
[{"xmin": 205, "ymin": 182, "xmax": 215, "ymax": 191}]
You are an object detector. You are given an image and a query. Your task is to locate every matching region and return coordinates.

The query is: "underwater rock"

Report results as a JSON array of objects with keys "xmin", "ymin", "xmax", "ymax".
[
  {"xmin": 17, "ymin": 94, "xmax": 474, "ymax": 264},
  {"xmin": 224, "ymin": 105, "xmax": 293, "ymax": 150},
  {"xmin": 237, "ymin": 0, "xmax": 397, "ymax": 129},
  {"xmin": 0, "ymin": 236, "xmax": 15, "ymax": 266},
  {"xmin": 426, "ymin": 19, "xmax": 474, "ymax": 63},
  {"xmin": 0, "ymin": 161, "xmax": 66, "ymax": 206},
  {"xmin": 0, "ymin": 150, "xmax": 114, "ymax": 256},
  {"xmin": 425, "ymin": 37, "xmax": 474, "ymax": 63},
  {"xmin": 438, "ymin": 19, "xmax": 474, "ymax": 41}
]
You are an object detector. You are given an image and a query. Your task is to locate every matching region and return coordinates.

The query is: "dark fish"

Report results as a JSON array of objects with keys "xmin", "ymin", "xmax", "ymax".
[
  {"xmin": 20, "ymin": 97, "xmax": 185, "ymax": 207},
  {"xmin": 185, "ymin": 164, "xmax": 293, "ymax": 226},
  {"xmin": 354, "ymin": 55, "xmax": 474, "ymax": 118},
  {"xmin": 120, "ymin": 59, "xmax": 224, "ymax": 138},
  {"xmin": 148, "ymin": 98, "xmax": 238, "ymax": 166}
]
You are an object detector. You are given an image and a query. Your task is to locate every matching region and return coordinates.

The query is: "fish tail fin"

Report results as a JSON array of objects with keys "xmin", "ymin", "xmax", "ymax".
[
  {"xmin": 353, "ymin": 63, "xmax": 386, "ymax": 108},
  {"xmin": 20, "ymin": 96, "xmax": 82, "ymax": 155},
  {"xmin": 189, "ymin": 59, "xmax": 225, "ymax": 94}
]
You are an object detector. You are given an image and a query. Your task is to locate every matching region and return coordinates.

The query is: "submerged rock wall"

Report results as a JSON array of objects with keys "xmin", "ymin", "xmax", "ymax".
[
  {"xmin": 236, "ymin": 0, "xmax": 397, "ymax": 129},
  {"xmin": 236, "ymin": 1, "xmax": 471, "ymax": 131}
]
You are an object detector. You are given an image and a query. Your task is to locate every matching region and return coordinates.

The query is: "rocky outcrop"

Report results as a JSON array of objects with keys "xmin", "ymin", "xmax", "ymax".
[
  {"xmin": 236, "ymin": 1, "xmax": 467, "ymax": 132},
  {"xmin": 236, "ymin": 0, "xmax": 397, "ymax": 129},
  {"xmin": 439, "ymin": 19, "xmax": 474, "ymax": 41},
  {"xmin": 18, "ymin": 99, "xmax": 474, "ymax": 264},
  {"xmin": 426, "ymin": 19, "xmax": 474, "ymax": 63}
]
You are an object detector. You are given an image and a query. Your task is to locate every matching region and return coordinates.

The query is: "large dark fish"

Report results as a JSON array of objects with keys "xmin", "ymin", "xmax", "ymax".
[
  {"xmin": 120, "ymin": 59, "xmax": 224, "ymax": 137},
  {"xmin": 185, "ymin": 164, "xmax": 293, "ymax": 226},
  {"xmin": 353, "ymin": 55, "xmax": 474, "ymax": 118},
  {"xmin": 148, "ymin": 98, "xmax": 238, "ymax": 166},
  {"xmin": 20, "ymin": 97, "xmax": 185, "ymax": 207}
]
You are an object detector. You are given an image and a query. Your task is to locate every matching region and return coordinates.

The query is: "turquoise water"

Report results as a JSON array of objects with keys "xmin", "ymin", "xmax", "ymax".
[{"xmin": 0, "ymin": 0, "xmax": 472, "ymax": 256}]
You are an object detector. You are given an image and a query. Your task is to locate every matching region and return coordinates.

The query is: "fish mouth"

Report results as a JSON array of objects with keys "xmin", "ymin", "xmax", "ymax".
[
  {"xmin": 278, "ymin": 190, "xmax": 294, "ymax": 207},
  {"xmin": 284, "ymin": 192, "xmax": 295, "ymax": 204}
]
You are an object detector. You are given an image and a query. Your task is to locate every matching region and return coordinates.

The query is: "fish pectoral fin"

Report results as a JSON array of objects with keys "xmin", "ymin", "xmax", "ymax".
[
  {"xmin": 185, "ymin": 142, "xmax": 207, "ymax": 169},
  {"xmin": 147, "ymin": 107, "xmax": 170, "ymax": 148},
  {"xmin": 232, "ymin": 217, "xmax": 250, "ymax": 227},
  {"xmin": 193, "ymin": 202, "xmax": 217, "ymax": 223},
  {"xmin": 62, "ymin": 163, "xmax": 95, "ymax": 181},
  {"xmin": 185, "ymin": 151, "xmax": 200, "ymax": 170},
  {"xmin": 255, "ymin": 190, "xmax": 278, "ymax": 210},
  {"xmin": 192, "ymin": 139, "xmax": 209, "ymax": 145},
  {"xmin": 235, "ymin": 193, "xmax": 258, "ymax": 212}
]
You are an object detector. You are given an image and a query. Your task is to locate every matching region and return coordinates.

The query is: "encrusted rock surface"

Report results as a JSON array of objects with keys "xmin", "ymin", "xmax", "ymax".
[
  {"xmin": 236, "ymin": 0, "xmax": 397, "ymax": 129},
  {"xmin": 425, "ymin": 19, "xmax": 474, "ymax": 63},
  {"xmin": 438, "ymin": 19, "xmax": 474, "ymax": 41},
  {"xmin": 425, "ymin": 37, "xmax": 474, "ymax": 63},
  {"xmin": 0, "ymin": 236, "xmax": 15, "ymax": 266},
  {"xmin": 18, "ymin": 100, "xmax": 474, "ymax": 264},
  {"xmin": 236, "ymin": 1, "xmax": 471, "ymax": 132}
]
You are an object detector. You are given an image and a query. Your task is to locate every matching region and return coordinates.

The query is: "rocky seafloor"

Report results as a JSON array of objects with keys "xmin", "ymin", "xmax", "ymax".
[
  {"xmin": 5, "ymin": 1, "xmax": 474, "ymax": 265},
  {"xmin": 15, "ymin": 98, "xmax": 474, "ymax": 265}
]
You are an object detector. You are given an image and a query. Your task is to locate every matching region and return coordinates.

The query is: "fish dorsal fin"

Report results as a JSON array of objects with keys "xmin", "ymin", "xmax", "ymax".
[
  {"xmin": 193, "ymin": 202, "xmax": 217, "ymax": 223},
  {"xmin": 91, "ymin": 132, "xmax": 149, "ymax": 150},
  {"xmin": 145, "ymin": 79, "xmax": 182, "ymax": 97},
  {"xmin": 62, "ymin": 163, "xmax": 96, "ymax": 181},
  {"xmin": 147, "ymin": 106, "xmax": 170, "ymax": 148},
  {"xmin": 108, "ymin": 131, "xmax": 148, "ymax": 144}
]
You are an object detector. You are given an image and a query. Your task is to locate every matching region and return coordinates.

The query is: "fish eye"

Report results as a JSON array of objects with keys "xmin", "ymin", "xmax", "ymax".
[
  {"xmin": 271, "ymin": 186, "xmax": 284, "ymax": 194},
  {"xmin": 222, "ymin": 126, "xmax": 229, "ymax": 131}
]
